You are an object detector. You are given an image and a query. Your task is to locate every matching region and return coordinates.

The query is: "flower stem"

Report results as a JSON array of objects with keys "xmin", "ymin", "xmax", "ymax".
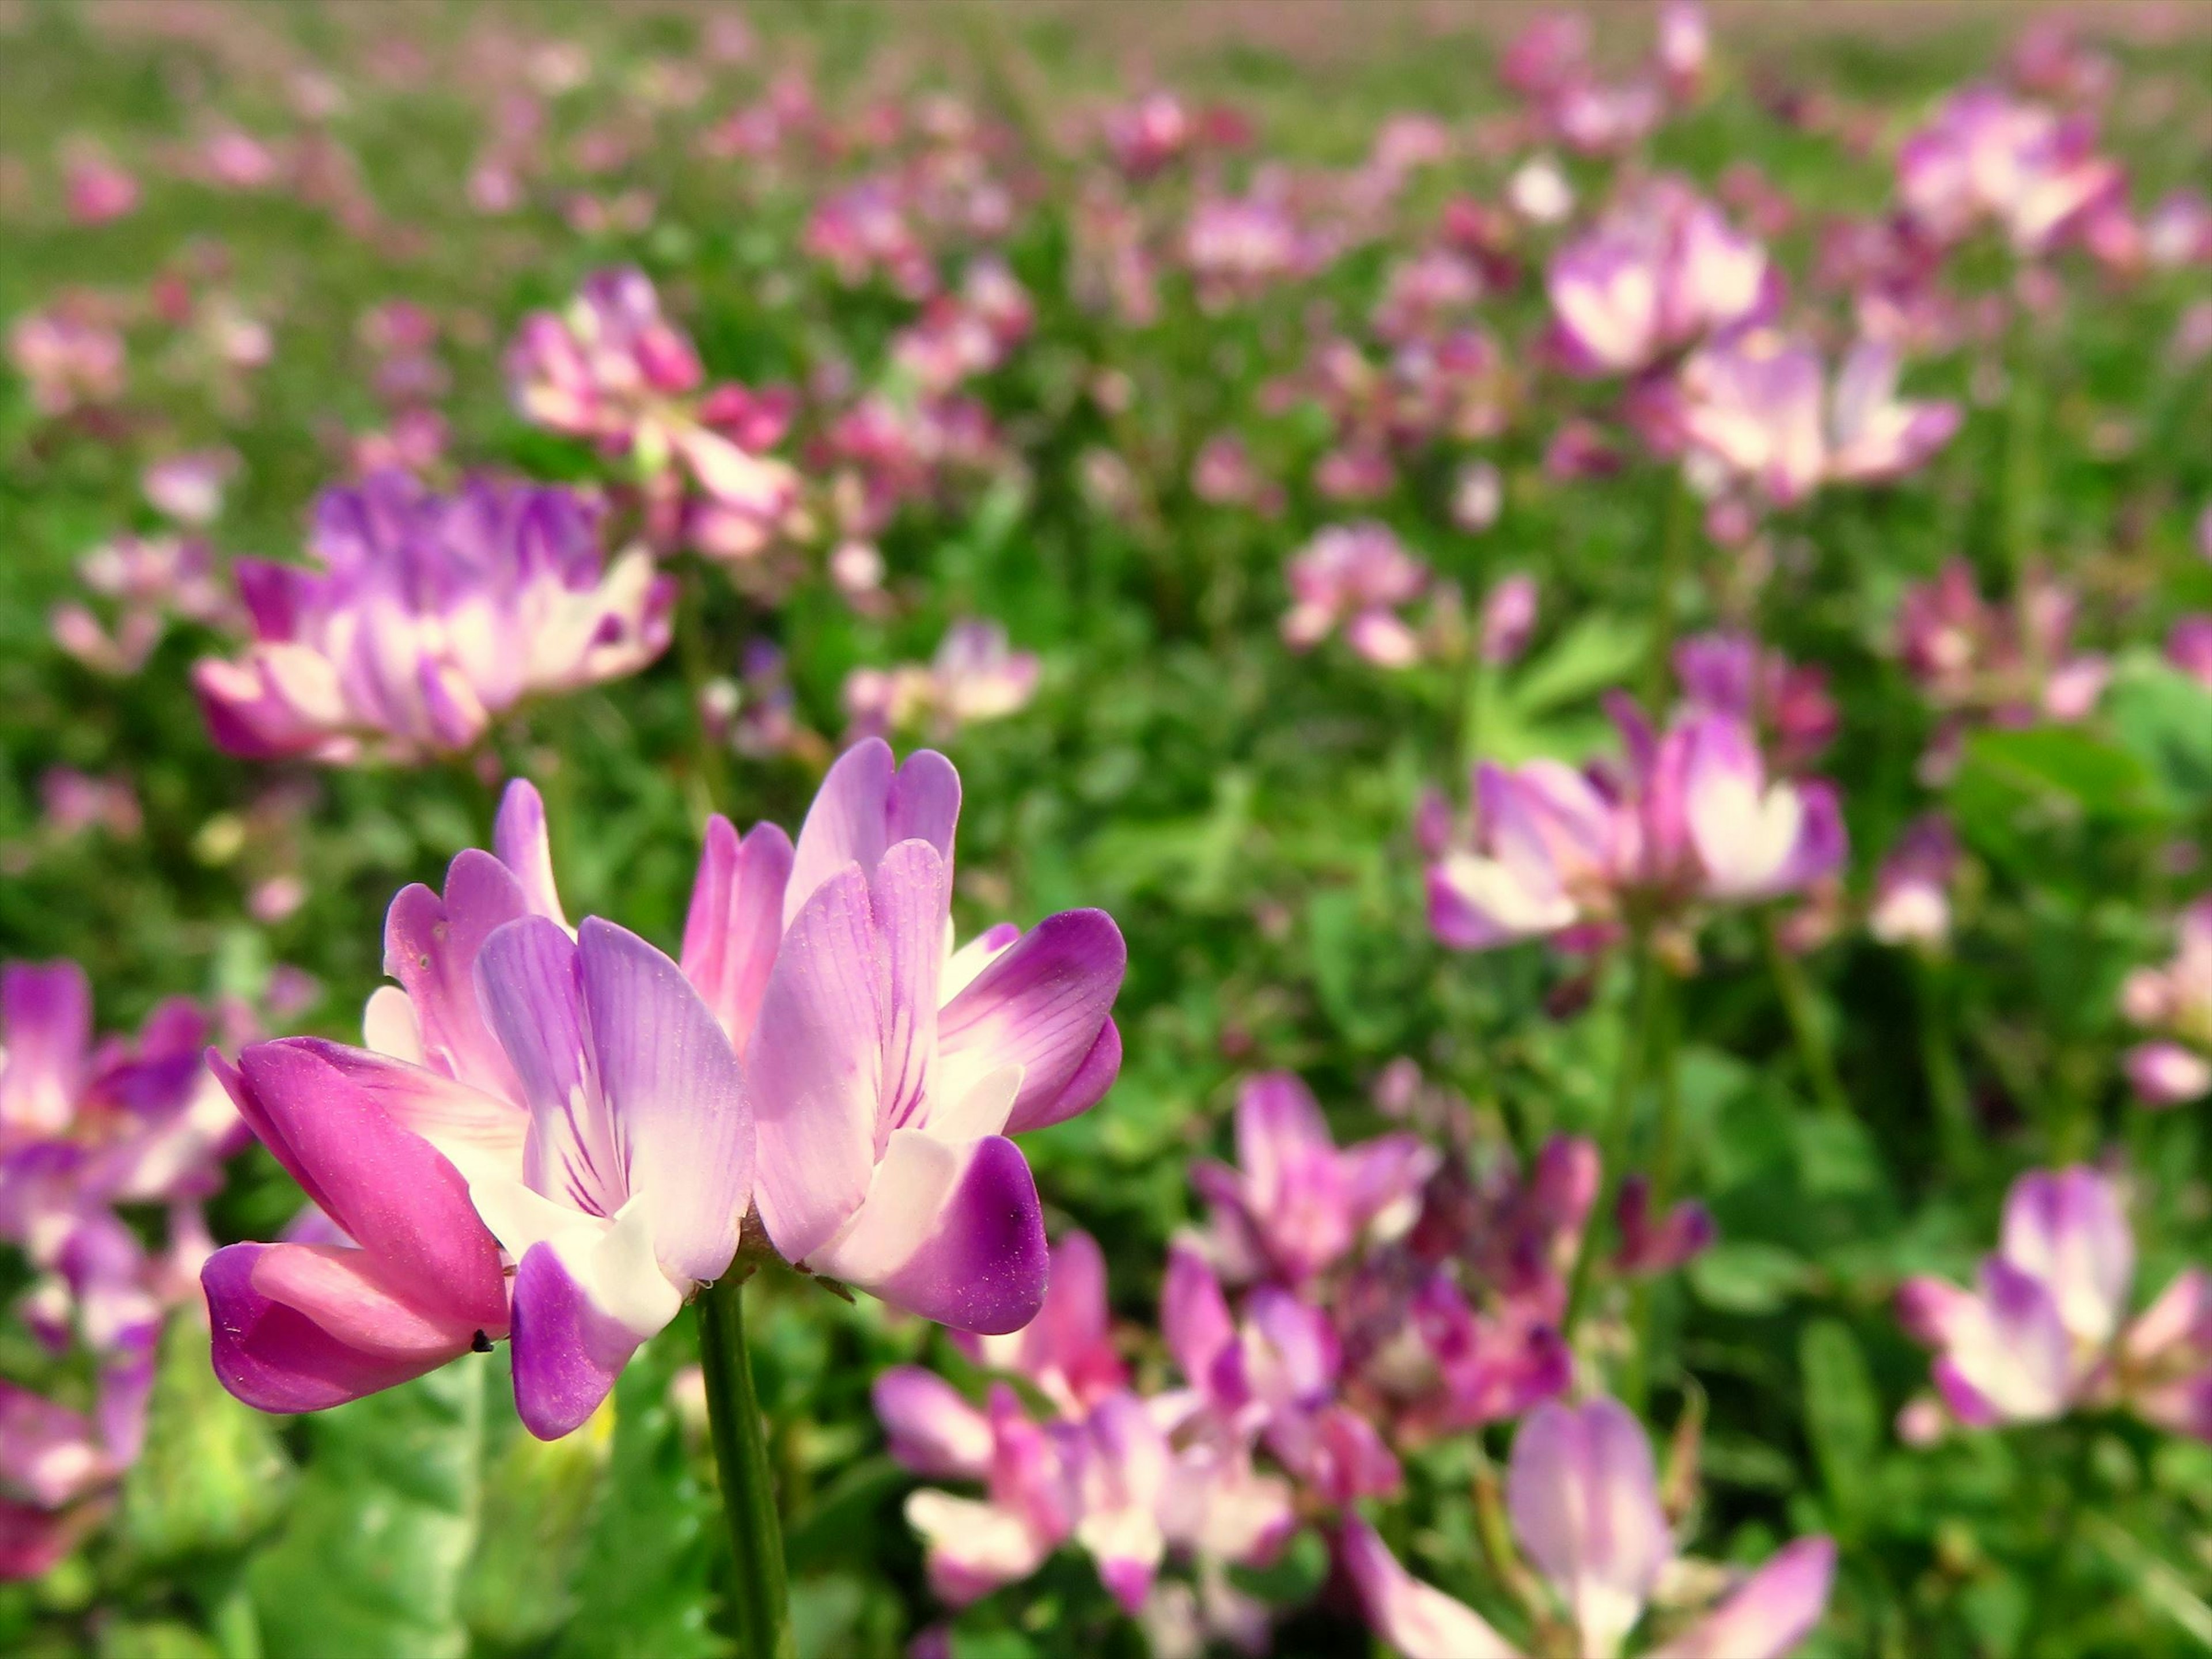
[
  {"xmin": 1913, "ymin": 955, "xmax": 1979, "ymax": 1177},
  {"xmin": 1643, "ymin": 470, "xmax": 1691, "ymax": 709},
  {"xmin": 696, "ymin": 1274, "xmax": 793, "ymax": 1659},
  {"xmin": 1762, "ymin": 914, "xmax": 1850, "ymax": 1118},
  {"xmin": 1563, "ymin": 930, "xmax": 1660, "ymax": 1338},
  {"xmin": 677, "ymin": 560, "xmax": 734, "ymax": 815}
]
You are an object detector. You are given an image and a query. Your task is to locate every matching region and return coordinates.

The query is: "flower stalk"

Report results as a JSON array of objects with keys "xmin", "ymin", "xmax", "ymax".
[{"xmin": 696, "ymin": 1272, "xmax": 794, "ymax": 1659}]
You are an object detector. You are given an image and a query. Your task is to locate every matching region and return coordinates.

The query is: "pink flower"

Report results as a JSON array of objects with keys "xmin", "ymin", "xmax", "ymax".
[
  {"xmin": 141, "ymin": 449, "xmax": 239, "ymax": 526},
  {"xmin": 2118, "ymin": 897, "xmax": 2212, "ymax": 1108},
  {"xmin": 1344, "ymin": 1398, "xmax": 1835, "ymax": 1658},
  {"xmin": 1547, "ymin": 181, "xmax": 1773, "ymax": 377},
  {"xmin": 9, "ymin": 305, "xmax": 125, "ymax": 416},
  {"xmin": 1282, "ymin": 523, "xmax": 1431, "ymax": 668},
  {"xmin": 740, "ymin": 742, "xmax": 1124, "ymax": 1332},
  {"xmin": 1900, "ymin": 1166, "xmax": 2212, "ymax": 1434},
  {"xmin": 194, "ymin": 472, "xmax": 673, "ymax": 764},
  {"xmin": 2166, "ymin": 616, "xmax": 2212, "ymax": 690},
  {"xmin": 843, "ymin": 620, "xmax": 1040, "ymax": 742},
  {"xmin": 62, "ymin": 146, "xmax": 139, "ymax": 225},
  {"xmin": 1673, "ymin": 632, "xmax": 1839, "ymax": 769},
  {"xmin": 1868, "ymin": 814, "xmax": 1959, "ymax": 949},
  {"xmin": 1191, "ymin": 1073, "xmax": 1434, "ymax": 1287},
  {"xmin": 1895, "ymin": 562, "xmax": 2108, "ymax": 773},
  {"xmin": 955, "ymin": 1230, "xmax": 1129, "ymax": 1417},
  {"xmin": 1479, "ymin": 575, "xmax": 1539, "ymax": 666},
  {"xmin": 1898, "ymin": 85, "xmax": 2123, "ymax": 255}
]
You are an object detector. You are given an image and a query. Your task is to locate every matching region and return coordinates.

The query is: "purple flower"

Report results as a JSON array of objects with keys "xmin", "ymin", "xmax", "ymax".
[
  {"xmin": 141, "ymin": 449, "xmax": 239, "ymax": 527},
  {"xmin": 842, "ymin": 620, "xmax": 1040, "ymax": 743},
  {"xmin": 9, "ymin": 304, "xmax": 126, "ymax": 416},
  {"xmin": 1547, "ymin": 181, "xmax": 1773, "ymax": 377},
  {"xmin": 1673, "ymin": 631, "xmax": 1839, "ymax": 769},
  {"xmin": 955, "ymin": 1230, "xmax": 1129, "ymax": 1418},
  {"xmin": 194, "ymin": 472, "xmax": 673, "ymax": 764},
  {"xmin": 1898, "ymin": 85, "xmax": 2123, "ymax": 255},
  {"xmin": 1344, "ymin": 1399, "xmax": 1835, "ymax": 1657},
  {"xmin": 2166, "ymin": 616, "xmax": 2212, "ymax": 690},
  {"xmin": 1479, "ymin": 574, "xmax": 1539, "ymax": 666}
]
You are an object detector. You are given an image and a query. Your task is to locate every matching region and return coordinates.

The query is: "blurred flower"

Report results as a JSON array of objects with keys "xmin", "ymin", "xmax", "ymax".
[
  {"xmin": 1897, "ymin": 85, "xmax": 2123, "ymax": 255},
  {"xmin": 141, "ymin": 449, "xmax": 239, "ymax": 527},
  {"xmin": 1547, "ymin": 180, "xmax": 1774, "ymax": 377},
  {"xmin": 194, "ymin": 471, "xmax": 672, "ymax": 764},
  {"xmin": 62, "ymin": 144, "xmax": 139, "ymax": 225},
  {"xmin": 1479, "ymin": 574, "xmax": 1539, "ymax": 666},
  {"xmin": 1899, "ymin": 1166, "xmax": 2212, "ymax": 1436},
  {"xmin": 1673, "ymin": 631, "xmax": 1839, "ymax": 770},
  {"xmin": 1868, "ymin": 814, "xmax": 1960, "ymax": 949},
  {"xmin": 9, "ymin": 303, "xmax": 126, "ymax": 416},
  {"xmin": 1282, "ymin": 523, "xmax": 1431, "ymax": 668},
  {"xmin": 1453, "ymin": 460, "xmax": 1505, "ymax": 533},
  {"xmin": 39, "ymin": 769, "xmax": 141, "ymax": 842},
  {"xmin": 51, "ymin": 533, "xmax": 234, "ymax": 676},
  {"xmin": 1427, "ymin": 700, "xmax": 1846, "ymax": 952},
  {"xmin": 1103, "ymin": 90, "xmax": 1193, "ymax": 179},
  {"xmin": 1344, "ymin": 1397, "xmax": 1835, "ymax": 1658},
  {"xmin": 2166, "ymin": 616, "xmax": 2212, "ymax": 690},
  {"xmin": 2119, "ymin": 897, "xmax": 2212, "ymax": 1109},
  {"xmin": 843, "ymin": 620, "xmax": 1041, "ymax": 743}
]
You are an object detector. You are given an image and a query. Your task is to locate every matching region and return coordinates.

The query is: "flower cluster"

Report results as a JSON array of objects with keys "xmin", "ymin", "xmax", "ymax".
[
  {"xmin": 192, "ymin": 471, "xmax": 673, "ymax": 763},
  {"xmin": 2119, "ymin": 898, "xmax": 2212, "ymax": 1108},
  {"xmin": 0, "ymin": 964, "xmax": 245, "ymax": 1576},
  {"xmin": 202, "ymin": 741, "xmax": 1124, "ymax": 1437},
  {"xmin": 1899, "ymin": 1167, "xmax": 2212, "ymax": 1438}
]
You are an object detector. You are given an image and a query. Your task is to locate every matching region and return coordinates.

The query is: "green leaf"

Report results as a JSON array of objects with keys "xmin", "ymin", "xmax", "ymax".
[
  {"xmin": 1950, "ymin": 725, "xmax": 2168, "ymax": 827},
  {"xmin": 1690, "ymin": 1242, "xmax": 1812, "ymax": 1313},
  {"xmin": 118, "ymin": 1317, "xmax": 293, "ymax": 1565},
  {"xmin": 461, "ymin": 1361, "xmax": 609, "ymax": 1652},
  {"xmin": 1227, "ymin": 1527, "xmax": 1328, "ymax": 1605},
  {"xmin": 556, "ymin": 1338, "xmax": 722, "ymax": 1659},
  {"xmin": 1503, "ymin": 612, "xmax": 1647, "ymax": 719},
  {"xmin": 97, "ymin": 1623, "xmax": 219, "ymax": 1659},
  {"xmin": 247, "ymin": 1364, "xmax": 483, "ymax": 1659},
  {"xmin": 2105, "ymin": 658, "xmax": 2212, "ymax": 804},
  {"xmin": 1799, "ymin": 1320, "xmax": 1881, "ymax": 1531}
]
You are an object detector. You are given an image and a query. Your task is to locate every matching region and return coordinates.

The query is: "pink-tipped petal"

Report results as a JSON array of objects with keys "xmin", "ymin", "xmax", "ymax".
[
  {"xmin": 293, "ymin": 1041, "xmax": 528, "ymax": 1187},
  {"xmin": 786, "ymin": 739, "xmax": 961, "ymax": 925},
  {"xmin": 384, "ymin": 851, "xmax": 531, "ymax": 1099},
  {"xmin": 476, "ymin": 917, "xmax": 616, "ymax": 1217},
  {"xmin": 937, "ymin": 910, "xmax": 1127, "ymax": 1133},
  {"xmin": 811, "ymin": 1131, "xmax": 1047, "ymax": 1335}
]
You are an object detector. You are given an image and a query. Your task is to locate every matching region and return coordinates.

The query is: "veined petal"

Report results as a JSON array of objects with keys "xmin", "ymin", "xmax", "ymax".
[
  {"xmin": 872, "ymin": 842, "xmax": 949, "ymax": 1140},
  {"xmin": 749, "ymin": 867, "xmax": 882, "ymax": 1263},
  {"xmin": 1340, "ymin": 1516, "xmax": 1522, "ymax": 1659},
  {"xmin": 576, "ymin": 918, "xmax": 751, "ymax": 1287},
  {"xmin": 509, "ymin": 1212, "xmax": 676, "ymax": 1441},
  {"xmin": 1506, "ymin": 1398, "xmax": 1670, "ymax": 1659},
  {"xmin": 476, "ymin": 918, "xmax": 616, "ymax": 1217},
  {"xmin": 936, "ymin": 909, "xmax": 1126, "ymax": 1134},
  {"xmin": 809, "ymin": 1131, "xmax": 1047, "ymax": 1335},
  {"xmin": 786, "ymin": 739, "xmax": 961, "ymax": 925},
  {"xmin": 1646, "ymin": 1537, "xmax": 1836, "ymax": 1659},
  {"xmin": 1998, "ymin": 1166, "xmax": 2133, "ymax": 1349},
  {"xmin": 680, "ymin": 816, "xmax": 794, "ymax": 1053},
  {"xmin": 493, "ymin": 779, "xmax": 568, "ymax": 927},
  {"xmin": 0, "ymin": 961, "xmax": 92, "ymax": 1137}
]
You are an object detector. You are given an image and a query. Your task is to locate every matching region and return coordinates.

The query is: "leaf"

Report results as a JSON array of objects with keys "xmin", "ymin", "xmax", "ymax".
[
  {"xmin": 97, "ymin": 1623, "xmax": 219, "ymax": 1659},
  {"xmin": 1503, "ymin": 612, "xmax": 1647, "ymax": 719},
  {"xmin": 1227, "ymin": 1527, "xmax": 1328, "ymax": 1605},
  {"xmin": 1799, "ymin": 1320, "xmax": 1880, "ymax": 1532},
  {"xmin": 461, "ymin": 1358, "xmax": 609, "ymax": 1652},
  {"xmin": 556, "ymin": 1338, "xmax": 722, "ymax": 1659},
  {"xmin": 1950, "ymin": 725, "xmax": 2167, "ymax": 827},
  {"xmin": 118, "ymin": 1317, "xmax": 293, "ymax": 1565},
  {"xmin": 246, "ymin": 1363, "xmax": 484, "ymax": 1659},
  {"xmin": 1689, "ymin": 1242, "xmax": 1812, "ymax": 1313},
  {"xmin": 2105, "ymin": 658, "xmax": 2212, "ymax": 804}
]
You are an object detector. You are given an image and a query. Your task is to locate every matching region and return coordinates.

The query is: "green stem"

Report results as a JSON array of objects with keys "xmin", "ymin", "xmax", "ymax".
[
  {"xmin": 696, "ymin": 1274, "xmax": 793, "ymax": 1659},
  {"xmin": 1912, "ymin": 955, "xmax": 1978, "ymax": 1176},
  {"xmin": 1643, "ymin": 471, "xmax": 1691, "ymax": 710},
  {"xmin": 1564, "ymin": 932, "xmax": 1661, "ymax": 1338},
  {"xmin": 677, "ymin": 560, "xmax": 734, "ymax": 815},
  {"xmin": 1763, "ymin": 914, "xmax": 1850, "ymax": 1118},
  {"xmin": 1623, "ymin": 974, "xmax": 1684, "ymax": 1410}
]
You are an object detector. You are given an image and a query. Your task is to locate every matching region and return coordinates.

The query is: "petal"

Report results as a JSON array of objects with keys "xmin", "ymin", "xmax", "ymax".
[
  {"xmin": 361, "ymin": 986, "xmax": 424, "ymax": 1063},
  {"xmin": 1339, "ymin": 1516, "xmax": 1522, "ymax": 1659},
  {"xmin": 906, "ymin": 1490, "xmax": 1050, "ymax": 1607},
  {"xmin": 286, "ymin": 1040, "xmax": 526, "ymax": 1189},
  {"xmin": 509, "ymin": 1233, "xmax": 658, "ymax": 1441},
  {"xmin": 1999, "ymin": 1166, "xmax": 2133, "ymax": 1347},
  {"xmin": 680, "ymin": 816, "xmax": 794, "ymax": 1053},
  {"xmin": 383, "ymin": 850, "xmax": 530, "ymax": 1099},
  {"xmin": 1507, "ymin": 1397, "xmax": 1670, "ymax": 1658},
  {"xmin": 871, "ymin": 842, "xmax": 948, "ymax": 1137},
  {"xmin": 810, "ymin": 1131, "xmax": 1047, "ymax": 1335},
  {"xmin": 1646, "ymin": 1537, "xmax": 1836, "ymax": 1659},
  {"xmin": 202, "ymin": 1241, "xmax": 480, "ymax": 1414},
  {"xmin": 873, "ymin": 1366, "xmax": 993, "ymax": 1479},
  {"xmin": 749, "ymin": 868, "xmax": 882, "ymax": 1263},
  {"xmin": 936, "ymin": 910, "xmax": 1126, "ymax": 1134},
  {"xmin": 475, "ymin": 917, "xmax": 616, "ymax": 1217},
  {"xmin": 0, "ymin": 961, "xmax": 92, "ymax": 1137},
  {"xmin": 786, "ymin": 739, "xmax": 961, "ymax": 925},
  {"xmin": 1162, "ymin": 1241, "xmax": 1236, "ymax": 1390},
  {"xmin": 493, "ymin": 779, "xmax": 567, "ymax": 927},
  {"xmin": 577, "ymin": 918, "xmax": 752, "ymax": 1286}
]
